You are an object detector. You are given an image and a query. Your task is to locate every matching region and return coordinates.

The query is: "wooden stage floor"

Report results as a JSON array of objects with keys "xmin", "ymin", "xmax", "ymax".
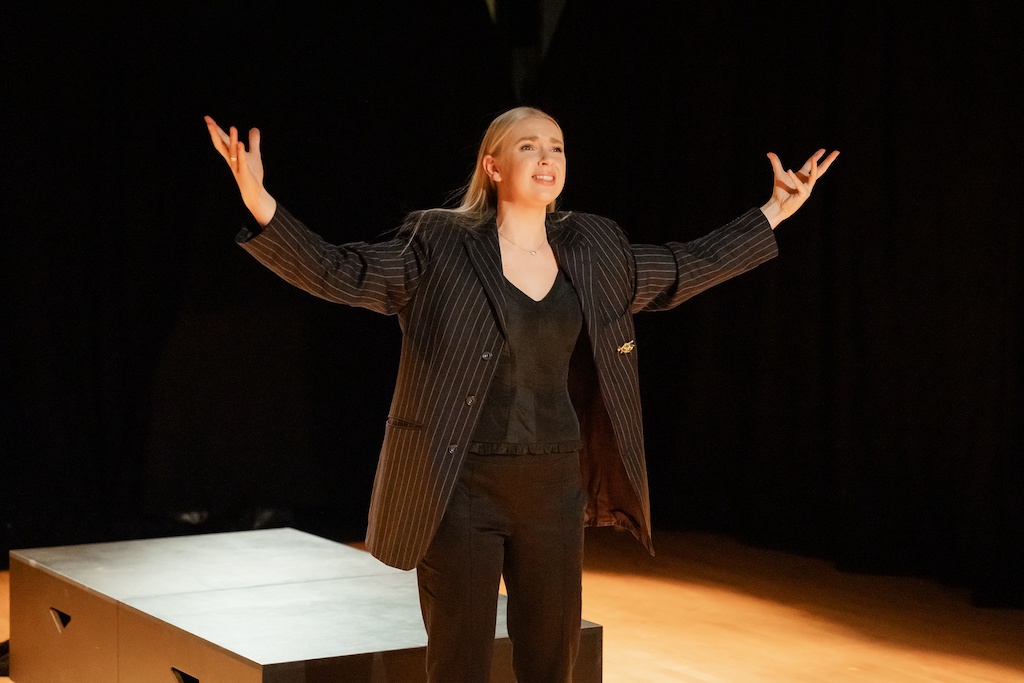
[{"xmin": 2, "ymin": 528, "xmax": 1022, "ymax": 682}]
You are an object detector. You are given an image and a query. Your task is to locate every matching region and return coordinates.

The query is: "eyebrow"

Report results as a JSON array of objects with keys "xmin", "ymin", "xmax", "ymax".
[{"xmin": 515, "ymin": 135, "xmax": 564, "ymax": 146}]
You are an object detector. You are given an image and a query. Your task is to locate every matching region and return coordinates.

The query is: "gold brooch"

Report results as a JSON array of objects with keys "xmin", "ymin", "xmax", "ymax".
[{"xmin": 617, "ymin": 340, "xmax": 636, "ymax": 354}]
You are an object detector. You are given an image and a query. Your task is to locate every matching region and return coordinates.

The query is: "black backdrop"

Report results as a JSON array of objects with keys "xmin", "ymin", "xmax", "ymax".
[{"xmin": 3, "ymin": 2, "xmax": 1022, "ymax": 607}]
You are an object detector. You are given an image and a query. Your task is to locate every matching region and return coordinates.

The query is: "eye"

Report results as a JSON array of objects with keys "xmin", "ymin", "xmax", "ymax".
[
  {"xmin": 520, "ymin": 144, "xmax": 534, "ymax": 151},
  {"xmin": 551, "ymin": 146, "xmax": 563, "ymax": 153}
]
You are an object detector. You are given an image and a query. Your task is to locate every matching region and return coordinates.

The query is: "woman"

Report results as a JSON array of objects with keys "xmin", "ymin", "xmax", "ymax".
[{"xmin": 205, "ymin": 107, "xmax": 837, "ymax": 682}]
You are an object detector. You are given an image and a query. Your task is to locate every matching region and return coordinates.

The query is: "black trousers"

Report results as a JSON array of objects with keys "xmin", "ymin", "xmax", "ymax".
[{"xmin": 416, "ymin": 451, "xmax": 586, "ymax": 683}]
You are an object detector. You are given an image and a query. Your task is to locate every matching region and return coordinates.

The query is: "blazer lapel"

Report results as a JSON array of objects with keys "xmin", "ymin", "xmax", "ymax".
[
  {"xmin": 464, "ymin": 220, "xmax": 509, "ymax": 337},
  {"xmin": 549, "ymin": 215, "xmax": 602, "ymax": 335}
]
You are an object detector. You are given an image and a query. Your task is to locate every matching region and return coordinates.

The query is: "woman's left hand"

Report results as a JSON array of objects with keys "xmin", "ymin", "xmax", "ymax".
[{"xmin": 760, "ymin": 149, "xmax": 839, "ymax": 229}]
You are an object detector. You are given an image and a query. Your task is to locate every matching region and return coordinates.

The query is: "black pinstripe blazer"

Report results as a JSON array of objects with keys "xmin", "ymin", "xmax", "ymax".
[{"xmin": 240, "ymin": 205, "xmax": 778, "ymax": 570}]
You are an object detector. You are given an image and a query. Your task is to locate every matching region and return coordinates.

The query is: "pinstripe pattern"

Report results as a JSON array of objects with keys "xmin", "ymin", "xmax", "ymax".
[{"xmin": 240, "ymin": 205, "xmax": 777, "ymax": 569}]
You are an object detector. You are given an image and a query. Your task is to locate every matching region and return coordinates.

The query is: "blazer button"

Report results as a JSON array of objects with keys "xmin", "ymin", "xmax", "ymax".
[
  {"xmin": 465, "ymin": 395, "xmax": 476, "ymax": 406},
  {"xmin": 447, "ymin": 444, "xmax": 458, "ymax": 454},
  {"xmin": 481, "ymin": 351, "xmax": 493, "ymax": 360}
]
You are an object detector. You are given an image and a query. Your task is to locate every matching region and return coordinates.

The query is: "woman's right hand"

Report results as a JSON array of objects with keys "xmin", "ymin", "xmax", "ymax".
[{"xmin": 205, "ymin": 115, "xmax": 278, "ymax": 226}]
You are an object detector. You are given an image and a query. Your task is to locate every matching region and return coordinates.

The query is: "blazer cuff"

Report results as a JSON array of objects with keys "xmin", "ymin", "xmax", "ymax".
[{"xmin": 234, "ymin": 204, "xmax": 284, "ymax": 244}]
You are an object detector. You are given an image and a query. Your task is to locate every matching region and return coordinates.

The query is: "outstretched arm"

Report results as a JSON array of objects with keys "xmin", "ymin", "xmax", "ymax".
[
  {"xmin": 760, "ymin": 148, "xmax": 840, "ymax": 229},
  {"xmin": 205, "ymin": 115, "xmax": 278, "ymax": 225}
]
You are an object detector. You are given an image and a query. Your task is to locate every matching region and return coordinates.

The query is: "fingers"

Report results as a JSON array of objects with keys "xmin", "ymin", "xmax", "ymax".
[
  {"xmin": 795, "ymin": 149, "xmax": 822, "ymax": 177},
  {"xmin": 227, "ymin": 125, "xmax": 250, "ymax": 173},
  {"xmin": 769, "ymin": 152, "xmax": 805, "ymax": 191},
  {"xmin": 205, "ymin": 117, "xmax": 245, "ymax": 169},
  {"xmin": 204, "ymin": 115, "xmax": 231, "ymax": 158},
  {"xmin": 204, "ymin": 116, "xmax": 272, "ymax": 178},
  {"xmin": 801, "ymin": 149, "xmax": 839, "ymax": 178},
  {"xmin": 248, "ymin": 127, "xmax": 261, "ymax": 163},
  {"xmin": 817, "ymin": 149, "xmax": 840, "ymax": 176},
  {"xmin": 769, "ymin": 152, "xmax": 810, "ymax": 190},
  {"xmin": 765, "ymin": 148, "xmax": 838, "ymax": 223},
  {"xmin": 786, "ymin": 169, "xmax": 809, "ymax": 197}
]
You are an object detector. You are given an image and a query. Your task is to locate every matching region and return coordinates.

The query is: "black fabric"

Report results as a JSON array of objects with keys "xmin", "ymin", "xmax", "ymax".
[
  {"xmin": 416, "ymin": 452, "xmax": 586, "ymax": 683},
  {"xmin": 470, "ymin": 271, "xmax": 584, "ymax": 454}
]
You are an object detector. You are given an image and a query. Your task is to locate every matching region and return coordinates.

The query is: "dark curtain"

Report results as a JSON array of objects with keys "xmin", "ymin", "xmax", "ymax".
[{"xmin": 3, "ymin": 2, "xmax": 1021, "ymax": 607}]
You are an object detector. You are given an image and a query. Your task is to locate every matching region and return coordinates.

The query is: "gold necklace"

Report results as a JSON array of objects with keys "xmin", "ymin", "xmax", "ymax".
[{"xmin": 498, "ymin": 230, "xmax": 546, "ymax": 256}]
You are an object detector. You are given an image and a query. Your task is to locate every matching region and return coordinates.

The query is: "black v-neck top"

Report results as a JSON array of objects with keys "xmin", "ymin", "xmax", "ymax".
[{"xmin": 469, "ymin": 270, "xmax": 584, "ymax": 454}]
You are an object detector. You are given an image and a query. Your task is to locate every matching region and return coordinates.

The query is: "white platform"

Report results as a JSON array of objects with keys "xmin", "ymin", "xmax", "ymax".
[{"xmin": 9, "ymin": 528, "xmax": 601, "ymax": 682}]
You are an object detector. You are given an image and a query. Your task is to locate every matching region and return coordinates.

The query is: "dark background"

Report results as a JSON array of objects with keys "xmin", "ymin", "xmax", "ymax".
[{"xmin": 3, "ymin": 2, "xmax": 1022, "ymax": 607}]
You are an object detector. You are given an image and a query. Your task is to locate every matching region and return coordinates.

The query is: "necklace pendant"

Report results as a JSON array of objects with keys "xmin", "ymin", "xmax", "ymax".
[{"xmin": 498, "ymin": 230, "xmax": 543, "ymax": 256}]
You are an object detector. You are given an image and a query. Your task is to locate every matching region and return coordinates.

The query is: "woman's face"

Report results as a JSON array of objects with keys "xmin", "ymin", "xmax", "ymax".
[{"xmin": 486, "ymin": 116, "xmax": 566, "ymax": 209}]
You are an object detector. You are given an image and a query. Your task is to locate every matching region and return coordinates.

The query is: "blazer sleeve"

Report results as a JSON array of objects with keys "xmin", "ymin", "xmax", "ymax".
[
  {"xmin": 629, "ymin": 208, "xmax": 778, "ymax": 313},
  {"xmin": 237, "ymin": 204, "xmax": 425, "ymax": 316}
]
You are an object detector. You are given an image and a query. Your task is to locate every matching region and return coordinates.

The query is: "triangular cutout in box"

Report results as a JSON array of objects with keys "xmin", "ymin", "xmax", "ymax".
[
  {"xmin": 172, "ymin": 667, "xmax": 200, "ymax": 683},
  {"xmin": 49, "ymin": 608, "xmax": 71, "ymax": 633}
]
